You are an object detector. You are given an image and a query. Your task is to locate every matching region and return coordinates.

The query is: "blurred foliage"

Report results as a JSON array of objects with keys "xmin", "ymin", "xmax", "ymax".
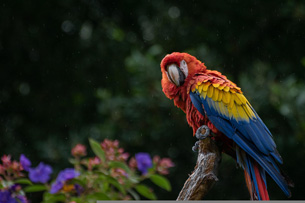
[
  {"xmin": 0, "ymin": 139, "xmax": 174, "ymax": 202},
  {"xmin": 1, "ymin": 0, "xmax": 305, "ymax": 200}
]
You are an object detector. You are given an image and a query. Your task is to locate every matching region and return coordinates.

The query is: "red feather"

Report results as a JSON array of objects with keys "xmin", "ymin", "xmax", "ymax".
[{"xmin": 254, "ymin": 162, "xmax": 270, "ymax": 200}]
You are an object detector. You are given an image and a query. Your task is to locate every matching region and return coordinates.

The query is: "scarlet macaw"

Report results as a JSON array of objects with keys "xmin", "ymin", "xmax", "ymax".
[{"xmin": 160, "ymin": 52, "xmax": 292, "ymax": 200}]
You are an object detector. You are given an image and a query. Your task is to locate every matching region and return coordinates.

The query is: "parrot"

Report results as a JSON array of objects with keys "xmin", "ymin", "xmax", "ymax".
[{"xmin": 160, "ymin": 52, "xmax": 292, "ymax": 200}]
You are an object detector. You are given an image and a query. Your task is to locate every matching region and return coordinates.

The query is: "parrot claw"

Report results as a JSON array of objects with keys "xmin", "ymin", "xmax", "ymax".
[
  {"xmin": 192, "ymin": 141, "xmax": 200, "ymax": 152},
  {"xmin": 193, "ymin": 126, "xmax": 210, "ymax": 151},
  {"xmin": 195, "ymin": 125, "xmax": 210, "ymax": 140}
]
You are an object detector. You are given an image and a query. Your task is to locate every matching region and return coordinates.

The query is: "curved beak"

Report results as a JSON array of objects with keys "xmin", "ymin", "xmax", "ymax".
[{"xmin": 167, "ymin": 64, "xmax": 185, "ymax": 86}]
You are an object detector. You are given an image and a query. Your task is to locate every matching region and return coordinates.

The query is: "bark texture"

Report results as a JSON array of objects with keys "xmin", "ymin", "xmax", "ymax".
[{"xmin": 177, "ymin": 133, "xmax": 221, "ymax": 200}]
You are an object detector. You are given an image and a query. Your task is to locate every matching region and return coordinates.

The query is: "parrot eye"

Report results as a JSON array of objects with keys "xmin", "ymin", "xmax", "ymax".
[{"xmin": 166, "ymin": 60, "xmax": 188, "ymax": 87}]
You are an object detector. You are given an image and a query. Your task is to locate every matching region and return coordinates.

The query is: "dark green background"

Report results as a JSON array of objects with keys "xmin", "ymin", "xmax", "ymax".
[{"xmin": 1, "ymin": 0, "xmax": 305, "ymax": 200}]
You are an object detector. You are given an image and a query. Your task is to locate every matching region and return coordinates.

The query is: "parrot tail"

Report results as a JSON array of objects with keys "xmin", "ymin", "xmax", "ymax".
[
  {"xmin": 236, "ymin": 146, "xmax": 269, "ymax": 200},
  {"xmin": 244, "ymin": 161, "xmax": 269, "ymax": 200}
]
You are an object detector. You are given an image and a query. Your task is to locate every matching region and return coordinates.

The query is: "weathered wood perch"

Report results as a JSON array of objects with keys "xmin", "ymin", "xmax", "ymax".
[{"xmin": 177, "ymin": 130, "xmax": 222, "ymax": 200}]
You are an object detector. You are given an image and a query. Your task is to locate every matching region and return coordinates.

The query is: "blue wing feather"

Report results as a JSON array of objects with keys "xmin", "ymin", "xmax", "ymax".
[{"xmin": 190, "ymin": 92, "xmax": 205, "ymax": 116}]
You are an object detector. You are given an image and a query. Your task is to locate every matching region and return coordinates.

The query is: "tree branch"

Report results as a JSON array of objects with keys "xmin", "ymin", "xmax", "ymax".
[{"xmin": 177, "ymin": 133, "xmax": 222, "ymax": 200}]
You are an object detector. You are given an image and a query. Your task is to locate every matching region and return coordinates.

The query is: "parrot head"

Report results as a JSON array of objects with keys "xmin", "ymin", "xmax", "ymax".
[{"xmin": 160, "ymin": 52, "xmax": 207, "ymax": 111}]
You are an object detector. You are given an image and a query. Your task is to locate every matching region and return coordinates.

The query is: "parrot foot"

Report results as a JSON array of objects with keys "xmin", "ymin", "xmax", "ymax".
[
  {"xmin": 192, "ymin": 141, "xmax": 200, "ymax": 152},
  {"xmin": 195, "ymin": 125, "xmax": 210, "ymax": 140},
  {"xmin": 192, "ymin": 125, "xmax": 210, "ymax": 152}
]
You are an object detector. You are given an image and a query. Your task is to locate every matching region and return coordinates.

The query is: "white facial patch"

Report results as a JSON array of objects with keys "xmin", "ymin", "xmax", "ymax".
[
  {"xmin": 180, "ymin": 60, "xmax": 188, "ymax": 78},
  {"xmin": 167, "ymin": 64, "xmax": 180, "ymax": 86}
]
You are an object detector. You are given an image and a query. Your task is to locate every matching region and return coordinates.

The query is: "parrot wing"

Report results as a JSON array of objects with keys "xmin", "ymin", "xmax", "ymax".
[{"xmin": 189, "ymin": 75, "xmax": 290, "ymax": 197}]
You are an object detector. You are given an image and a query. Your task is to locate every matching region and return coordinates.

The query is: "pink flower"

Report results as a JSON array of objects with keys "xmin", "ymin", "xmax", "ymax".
[
  {"xmin": 71, "ymin": 144, "xmax": 87, "ymax": 157},
  {"xmin": 101, "ymin": 139, "xmax": 113, "ymax": 149},
  {"xmin": 0, "ymin": 155, "xmax": 24, "ymax": 178},
  {"xmin": 118, "ymin": 153, "xmax": 129, "ymax": 161},
  {"xmin": 0, "ymin": 165, "xmax": 4, "ymax": 174},
  {"xmin": 156, "ymin": 158, "xmax": 175, "ymax": 175},
  {"xmin": 88, "ymin": 157, "xmax": 101, "ymax": 170},
  {"xmin": 11, "ymin": 161, "xmax": 21, "ymax": 171},
  {"xmin": 101, "ymin": 139, "xmax": 120, "ymax": 149},
  {"xmin": 1, "ymin": 155, "xmax": 11, "ymax": 167},
  {"xmin": 110, "ymin": 168, "xmax": 127, "ymax": 184},
  {"xmin": 153, "ymin": 155, "xmax": 160, "ymax": 164},
  {"xmin": 128, "ymin": 157, "xmax": 137, "ymax": 169},
  {"xmin": 118, "ymin": 148, "xmax": 124, "ymax": 153},
  {"xmin": 100, "ymin": 139, "xmax": 130, "ymax": 162},
  {"xmin": 113, "ymin": 140, "xmax": 119, "ymax": 148}
]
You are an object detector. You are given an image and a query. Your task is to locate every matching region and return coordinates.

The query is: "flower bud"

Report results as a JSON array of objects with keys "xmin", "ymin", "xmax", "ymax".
[{"xmin": 71, "ymin": 144, "xmax": 87, "ymax": 157}]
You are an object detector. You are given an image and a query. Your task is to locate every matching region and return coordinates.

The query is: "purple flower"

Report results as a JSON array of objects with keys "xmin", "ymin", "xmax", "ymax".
[
  {"xmin": 20, "ymin": 154, "xmax": 31, "ymax": 172},
  {"xmin": 29, "ymin": 162, "xmax": 52, "ymax": 183},
  {"xmin": 135, "ymin": 153, "xmax": 152, "ymax": 175},
  {"xmin": 74, "ymin": 184, "xmax": 84, "ymax": 196},
  {"xmin": 16, "ymin": 195, "xmax": 28, "ymax": 203},
  {"xmin": 9, "ymin": 184, "xmax": 21, "ymax": 192},
  {"xmin": 56, "ymin": 168, "xmax": 80, "ymax": 182},
  {"xmin": 50, "ymin": 181, "xmax": 63, "ymax": 194},
  {"xmin": 0, "ymin": 190, "xmax": 18, "ymax": 203},
  {"xmin": 49, "ymin": 168, "xmax": 80, "ymax": 194}
]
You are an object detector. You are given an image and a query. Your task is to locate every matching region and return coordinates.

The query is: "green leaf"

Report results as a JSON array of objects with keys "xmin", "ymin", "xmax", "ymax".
[
  {"xmin": 108, "ymin": 161, "xmax": 131, "ymax": 174},
  {"xmin": 135, "ymin": 184, "xmax": 157, "ymax": 200},
  {"xmin": 101, "ymin": 181, "xmax": 109, "ymax": 192},
  {"xmin": 89, "ymin": 138, "xmax": 106, "ymax": 162},
  {"xmin": 69, "ymin": 158, "xmax": 77, "ymax": 165},
  {"xmin": 14, "ymin": 178, "xmax": 33, "ymax": 185},
  {"xmin": 106, "ymin": 176, "xmax": 126, "ymax": 195},
  {"xmin": 43, "ymin": 193, "xmax": 66, "ymax": 203},
  {"xmin": 87, "ymin": 192, "xmax": 111, "ymax": 200},
  {"xmin": 24, "ymin": 185, "xmax": 47, "ymax": 192},
  {"xmin": 96, "ymin": 174, "xmax": 109, "ymax": 192},
  {"xmin": 70, "ymin": 197, "xmax": 81, "ymax": 203},
  {"xmin": 150, "ymin": 174, "xmax": 171, "ymax": 191},
  {"xmin": 128, "ymin": 175, "xmax": 139, "ymax": 184},
  {"xmin": 127, "ymin": 189, "xmax": 140, "ymax": 200}
]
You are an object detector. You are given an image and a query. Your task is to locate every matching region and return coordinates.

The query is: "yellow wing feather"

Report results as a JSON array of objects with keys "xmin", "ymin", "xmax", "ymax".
[
  {"xmin": 207, "ymin": 85, "xmax": 214, "ymax": 98},
  {"xmin": 218, "ymin": 85, "xmax": 225, "ymax": 90},
  {"xmin": 223, "ymin": 91, "xmax": 231, "ymax": 104},
  {"xmin": 229, "ymin": 96, "xmax": 235, "ymax": 109},
  {"xmin": 236, "ymin": 93, "xmax": 247, "ymax": 104},
  {"xmin": 231, "ymin": 104, "xmax": 239, "ymax": 119},
  {"xmin": 202, "ymin": 90, "xmax": 207, "ymax": 99},
  {"xmin": 192, "ymin": 81, "xmax": 256, "ymax": 122},
  {"xmin": 213, "ymin": 88, "xmax": 219, "ymax": 101},
  {"xmin": 224, "ymin": 86, "xmax": 230, "ymax": 92},
  {"xmin": 234, "ymin": 94, "xmax": 243, "ymax": 105},
  {"xmin": 198, "ymin": 84, "xmax": 203, "ymax": 94},
  {"xmin": 218, "ymin": 91, "xmax": 223, "ymax": 101},
  {"xmin": 202, "ymin": 82, "xmax": 210, "ymax": 91},
  {"xmin": 213, "ymin": 83, "xmax": 220, "ymax": 88}
]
